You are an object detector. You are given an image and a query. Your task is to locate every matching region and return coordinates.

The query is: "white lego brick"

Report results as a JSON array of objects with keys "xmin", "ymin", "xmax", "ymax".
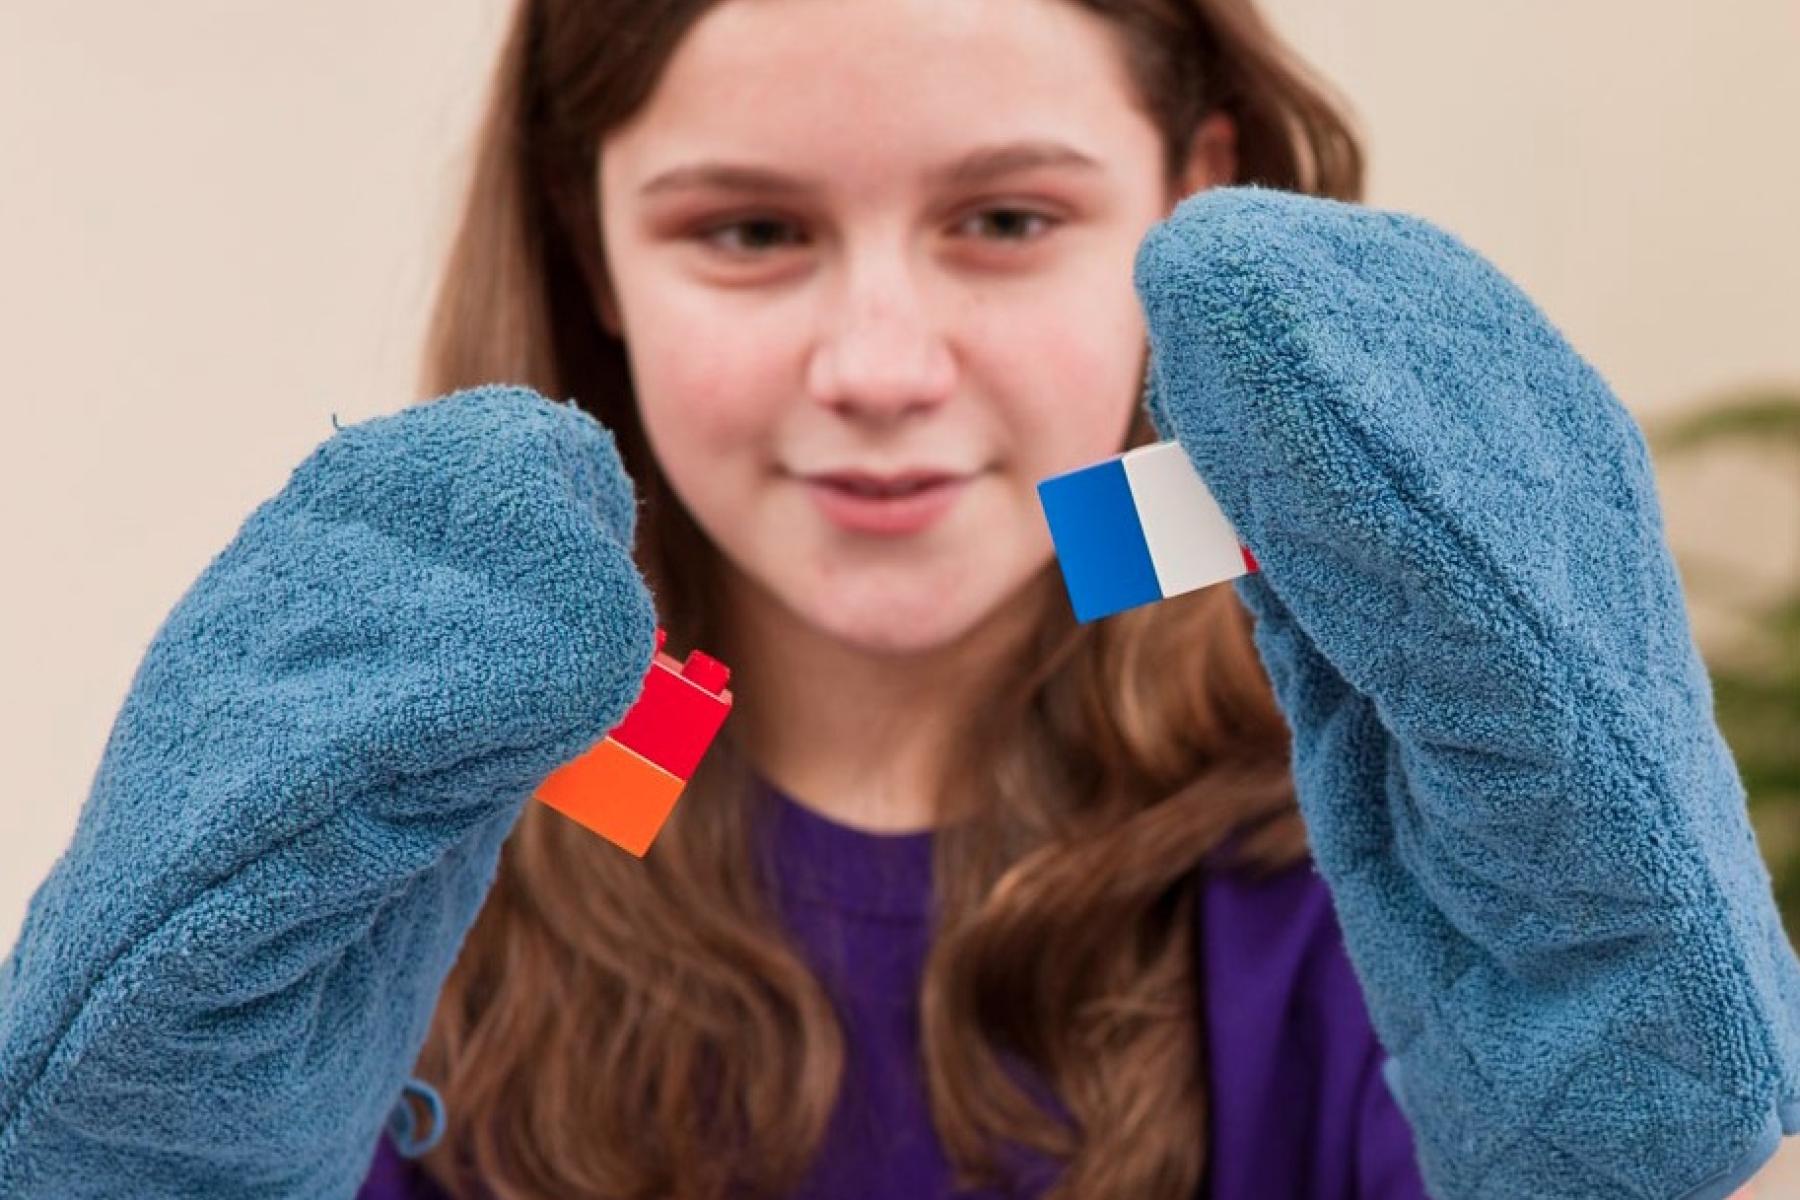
[{"xmin": 1120, "ymin": 440, "xmax": 1249, "ymax": 597}]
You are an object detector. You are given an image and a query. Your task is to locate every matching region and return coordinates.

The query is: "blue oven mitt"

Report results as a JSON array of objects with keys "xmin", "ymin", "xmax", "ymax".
[
  {"xmin": 0, "ymin": 385, "xmax": 657, "ymax": 1197},
  {"xmin": 1133, "ymin": 186, "xmax": 1800, "ymax": 1198}
]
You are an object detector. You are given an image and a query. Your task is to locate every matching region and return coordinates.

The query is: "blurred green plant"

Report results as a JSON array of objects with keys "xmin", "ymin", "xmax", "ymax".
[{"xmin": 1650, "ymin": 387, "xmax": 1800, "ymax": 940}]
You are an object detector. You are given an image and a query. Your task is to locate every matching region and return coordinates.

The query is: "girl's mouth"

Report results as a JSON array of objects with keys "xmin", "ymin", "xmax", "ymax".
[{"xmin": 801, "ymin": 470, "xmax": 973, "ymax": 535}]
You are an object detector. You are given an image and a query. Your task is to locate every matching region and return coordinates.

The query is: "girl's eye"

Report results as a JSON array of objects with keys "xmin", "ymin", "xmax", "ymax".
[
  {"xmin": 693, "ymin": 207, "xmax": 1058, "ymax": 257},
  {"xmin": 957, "ymin": 208, "xmax": 1056, "ymax": 242},
  {"xmin": 698, "ymin": 217, "xmax": 804, "ymax": 256}
]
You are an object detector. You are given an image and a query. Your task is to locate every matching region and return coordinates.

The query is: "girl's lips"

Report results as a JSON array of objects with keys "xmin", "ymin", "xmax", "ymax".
[{"xmin": 802, "ymin": 474, "xmax": 972, "ymax": 535}]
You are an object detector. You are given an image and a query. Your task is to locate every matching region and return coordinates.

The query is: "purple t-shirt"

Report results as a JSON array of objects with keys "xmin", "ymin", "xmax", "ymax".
[{"xmin": 360, "ymin": 782, "xmax": 1426, "ymax": 1198}]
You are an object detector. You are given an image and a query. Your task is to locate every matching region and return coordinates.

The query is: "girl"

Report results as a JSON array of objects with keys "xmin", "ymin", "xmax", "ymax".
[
  {"xmin": 1, "ymin": 1, "xmax": 1789, "ymax": 1198},
  {"xmin": 395, "ymin": 1, "xmax": 1398, "ymax": 1195}
]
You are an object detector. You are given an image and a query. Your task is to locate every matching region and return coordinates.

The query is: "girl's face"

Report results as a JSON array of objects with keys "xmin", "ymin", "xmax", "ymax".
[{"xmin": 596, "ymin": 0, "xmax": 1229, "ymax": 657}]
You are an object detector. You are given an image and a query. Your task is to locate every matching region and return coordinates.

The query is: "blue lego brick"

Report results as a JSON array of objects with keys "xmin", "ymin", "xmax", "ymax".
[{"xmin": 1036, "ymin": 457, "xmax": 1161, "ymax": 621}]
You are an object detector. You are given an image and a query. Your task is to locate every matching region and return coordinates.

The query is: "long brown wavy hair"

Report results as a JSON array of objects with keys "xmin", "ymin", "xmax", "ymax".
[{"xmin": 410, "ymin": 1, "xmax": 1364, "ymax": 1196}]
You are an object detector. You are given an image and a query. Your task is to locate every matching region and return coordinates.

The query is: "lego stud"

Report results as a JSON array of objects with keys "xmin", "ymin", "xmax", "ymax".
[{"xmin": 680, "ymin": 650, "xmax": 730, "ymax": 694}]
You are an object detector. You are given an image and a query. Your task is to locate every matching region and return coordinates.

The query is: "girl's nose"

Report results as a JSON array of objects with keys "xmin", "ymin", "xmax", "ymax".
[{"xmin": 806, "ymin": 278, "xmax": 956, "ymax": 426}]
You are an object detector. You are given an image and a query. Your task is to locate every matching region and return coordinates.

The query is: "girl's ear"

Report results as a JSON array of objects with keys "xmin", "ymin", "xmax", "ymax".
[{"xmin": 1178, "ymin": 111, "xmax": 1239, "ymax": 198}]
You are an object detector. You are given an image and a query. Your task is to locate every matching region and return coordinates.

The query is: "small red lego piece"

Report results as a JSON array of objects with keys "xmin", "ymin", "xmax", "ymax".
[
  {"xmin": 608, "ymin": 645, "xmax": 734, "ymax": 780},
  {"xmin": 533, "ymin": 627, "xmax": 733, "ymax": 857}
]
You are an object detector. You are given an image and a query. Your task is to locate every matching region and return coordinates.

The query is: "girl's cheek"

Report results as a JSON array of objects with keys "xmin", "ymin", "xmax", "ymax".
[
  {"xmin": 642, "ymin": 389, "xmax": 749, "ymax": 478},
  {"xmin": 1014, "ymin": 346, "xmax": 1141, "ymax": 472},
  {"xmin": 639, "ymin": 321, "xmax": 779, "ymax": 441}
]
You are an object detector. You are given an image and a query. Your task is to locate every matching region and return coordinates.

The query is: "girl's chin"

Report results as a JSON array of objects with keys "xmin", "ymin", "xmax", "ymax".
[
  {"xmin": 791, "ymin": 581, "xmax": 1000, "ymax": 657},
  {"xmin": 807, "ymin": 604, "xmax": 982, "ymax": 657}
]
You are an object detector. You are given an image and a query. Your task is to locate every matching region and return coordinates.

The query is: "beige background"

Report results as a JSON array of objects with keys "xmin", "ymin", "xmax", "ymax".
[{"xmin": 4, "ymin": 0, "xmax": 1798, "ymax": 1184}]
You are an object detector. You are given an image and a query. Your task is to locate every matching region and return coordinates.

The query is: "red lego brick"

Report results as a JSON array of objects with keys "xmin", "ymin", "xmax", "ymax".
[{"xmin": 607, "ymin": 635, "xmax": 734, "ymax": 781}]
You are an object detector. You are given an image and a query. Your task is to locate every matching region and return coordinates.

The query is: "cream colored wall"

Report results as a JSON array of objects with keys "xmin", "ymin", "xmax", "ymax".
[{"xmin": 3, "ymin": 1, "xmax": 1798, "ymax": 1177}]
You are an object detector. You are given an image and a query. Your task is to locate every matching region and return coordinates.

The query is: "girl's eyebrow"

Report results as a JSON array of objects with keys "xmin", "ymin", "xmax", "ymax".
[{"xmin": 636, "ymin": 139, "xmax": 1103, "ymax": 198}]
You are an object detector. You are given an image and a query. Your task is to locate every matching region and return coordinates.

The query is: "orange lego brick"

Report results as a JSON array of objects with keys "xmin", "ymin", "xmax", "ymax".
[{"xmin": 534, "ymin": 736, "xmax": 686, "ymax": 857}]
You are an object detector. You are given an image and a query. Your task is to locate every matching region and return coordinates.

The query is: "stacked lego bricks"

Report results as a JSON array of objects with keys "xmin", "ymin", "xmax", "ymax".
[{"xmin": 534, "ymin": 627, "xmax": 733, "ymax": 856}]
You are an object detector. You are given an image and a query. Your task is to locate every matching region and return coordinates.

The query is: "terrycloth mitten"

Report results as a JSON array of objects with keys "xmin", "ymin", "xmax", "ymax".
[
  {"xmin": 0, "ymin": 385, "xmax": 657, "ymax": 1197},
  {"xmin": 1133, "ymin": 186, "xmax": 1800, "ymax": 1199}
]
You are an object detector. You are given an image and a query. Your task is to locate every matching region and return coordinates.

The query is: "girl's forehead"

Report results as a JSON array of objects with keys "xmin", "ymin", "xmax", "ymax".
[{"xmin": 608, "ymin": 0, "xmax": 1145, "ymax": 159}]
